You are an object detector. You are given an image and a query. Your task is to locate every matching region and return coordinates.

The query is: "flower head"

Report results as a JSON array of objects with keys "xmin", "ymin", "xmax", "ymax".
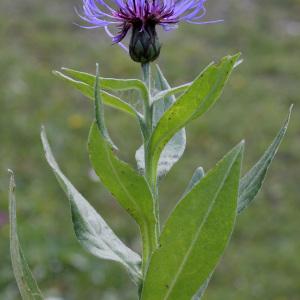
[{"xmin": 78, "ymin": 0, "xmax": 222, "ymax": 63}]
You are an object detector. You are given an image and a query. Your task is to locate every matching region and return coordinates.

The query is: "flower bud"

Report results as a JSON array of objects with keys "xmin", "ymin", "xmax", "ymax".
[{"xmin": 129, "ymin": 19, "xmax": 161, "ymax": 64}]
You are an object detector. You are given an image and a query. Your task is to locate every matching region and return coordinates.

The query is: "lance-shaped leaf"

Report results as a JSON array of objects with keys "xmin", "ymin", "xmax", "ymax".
[
  {"xmin": 59, "ymin": 67, "xmax": 149, "ymax": 102},
  {"xmin": 238, "ymin": 105, "xmax": 293, "ymax": 213},
  {"xmin": 53, "ymin": 71, "xmax": 137, "ymax": 117},
  {"xmin": 152, "ymin": 58, "xmax": 243, "ymax": 103},
  {"xmin": 146, "ymin": 54, "xmax": 240, "ymax": 185},
  {"xmin": 141, "ymin": 142, "xmax": 244, "ymax": 300},
  {"xmin": 135, "ymin": 65, "xmax": 186, "ymax": 178},
  {"xmin": 88, "ymin": 123, "xmax": 157, "ymax": 266},
  {"xmin": 41, "ymin": 129, "xmax": 142, "ymax": 285},
  {"xmin": 152, "ymin": 82, "xmax": 191, "ymax": 103},
  {"xmin": 8, "ymin": 170, "xmax": 44, "ymax": 300},
  {"xmin": 88, "ymin": 66, "xmax": 157, "ymax": 267},
  {"xmin": 187, "ymin": 107, "xmax": 292, "ymax": 299}
]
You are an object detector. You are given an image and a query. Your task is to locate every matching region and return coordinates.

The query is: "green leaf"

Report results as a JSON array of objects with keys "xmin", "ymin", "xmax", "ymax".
[
  {"xmin": 8, "ymin": 170, "xmax": 44, "ymax": 300},
  {"xmin": 182, "ymin": 170, "xmax": 218, "ymax": 300},
  {"xmin": 88, "ymin": 123, "xmax": 157, "ymax": 268},
  {"xmin": 141, "ymin": 141, "xmax": 244, "ymax": 300},
  {"xmin": 184, "ymin": 168, "xmax": 222, "ymax": 300},
  {"xmin": 190, "ymin": 106, "xmax": 292, "ymax": 299},
  {"xmin": 192, "ymin": 275, "xmax": 212, "ymax": 300},
  {"xmin": 146, "ymin": 54, "xmax": 240, "ymax": 185},
  {"xmin": 136, "ymin": 65, "xmax": 186, "ymax": 178},
  {"xmin": 183, "ymin": 167, "xmax": 212, "ymax": 300},
  {"xmin": 53, "ymin": 70, "xmax": 137, "ymax": 117},
  {"xmin": 182, "ymin": 167, "xmax": 205, "ymax": 197},
  {"xmin": 238, "ymin": 105, "xmax": 293, "ymax": 213},
  {"xmin": 40, "ymin": 129, "xmax": 142, "ymax": 285},
  {"xmin": 59, "ymin": 67, "xmax": 149, "ymax": 102},
  {"xmin": 93, "ymin": 63, "xmax": 117, "ymax": 150},
  {"xmin": 153, "ymin": 82, "xmax": 191, "ymax": 103},
  {"xmin": 152, "ymin": 65, "xmax": 178, "ymax": 124},
  {"xmin": 152, "ymin": 58, "xmax": 243, "ymax": 103},
  {"xmin": 89, "ymin": 65, "xmax": 157, "ymax": 269}
]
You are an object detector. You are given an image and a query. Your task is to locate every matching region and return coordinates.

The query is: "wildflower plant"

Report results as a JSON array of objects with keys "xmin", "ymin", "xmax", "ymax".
[{"xmin": 8, "ymin": 0, "xmax": 292, "ymax": 299}]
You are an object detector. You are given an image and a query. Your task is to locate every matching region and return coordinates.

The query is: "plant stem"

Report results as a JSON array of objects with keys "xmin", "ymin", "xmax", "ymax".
[
  {"xmin": 142, "ymin": 63, "xmax": 152, "ymax": 138},
  {"xmin": 141, "ymin": 63, "xmax": 160, "ymax": 271}
]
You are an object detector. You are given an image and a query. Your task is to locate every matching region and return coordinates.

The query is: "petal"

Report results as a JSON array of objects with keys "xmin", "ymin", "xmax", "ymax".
[{"xmin": 105, "ymin": 26, "xmax": 129, "ymax": 52}]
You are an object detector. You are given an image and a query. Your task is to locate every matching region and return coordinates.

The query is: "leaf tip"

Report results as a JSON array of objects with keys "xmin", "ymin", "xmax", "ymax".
[
  {"xmin": 8, "ymin": 170, "xmax": 16, "ymax": 220},
  {"xmin": 40, "ymin": 125, "xmax": 47, "ymax": 143},
  {"xmin": 288, "ymin": 103, "xmax": 294, "ymax": 116},
  {"xmin": 196, "ymin": 166, "xmax": 205, "ymax": 174},
  {"xmin": 8, "ymin": 168, "xmax": 15, "ymax": 187},
  {"xmin": 232, "ymin": 52, "xmax": 242, "ymax": 59},
  {"xmin": 95, "ymin": 63, "xmax": 100, "ymax": 79},
  {"xmin": 283, "ymin": 104, "xmax": 293, "ymax": 130},
  {"xmin": 233, "ymin": 59, "xmax": 244, "ymax": 69},
  {"xmin": 237, "ymin": 139, "xmax": 245, "ymax": 151}
]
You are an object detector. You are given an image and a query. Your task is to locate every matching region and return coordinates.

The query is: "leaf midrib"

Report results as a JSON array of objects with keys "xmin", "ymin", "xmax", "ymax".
[
  {"xmin": 53, "ymin": 156, "xmax": 142, "ymax": 279},
  {"xmin": 163, "ymin": 154, "xmax": 237, "ymax": 300},
  {"xmin": 101, "ymin": 137, "xmax": 155, "ymax": 253},
  {"xmin": 150, "ymin": 65, "xmax": 225, "ymax": 178}
]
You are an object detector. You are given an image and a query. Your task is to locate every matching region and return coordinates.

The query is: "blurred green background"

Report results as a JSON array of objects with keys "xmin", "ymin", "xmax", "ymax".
[{"xmin": 1, "ymin": 0, "xmax": 299, "ymax": 299}]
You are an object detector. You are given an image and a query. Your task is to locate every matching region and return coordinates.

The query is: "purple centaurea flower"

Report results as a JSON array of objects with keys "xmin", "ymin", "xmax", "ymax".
[{"xmin": 78, "ymin": 0, "xmax": 222, "ymax": 63}]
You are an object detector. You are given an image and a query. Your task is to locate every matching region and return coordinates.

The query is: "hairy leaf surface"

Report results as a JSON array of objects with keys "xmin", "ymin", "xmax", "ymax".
[
  {"xmin": 153, "ymin": 82, "xmax": 191, "ymax": 102},
  {"xmin": 41, "ymin": 129, "xmax": 142, "ymax": 284},
  {"xmin": 135, "ymin": 65, "xmax": 186, "ymax": 178},
  {"xmin": 60, "ymin": 67, "xmax": 148, "ymax": 101},
  {"xmin": 88, "ymin": 123, "xmax": 157, "ymax": 264},
  {"xmin": 188, "ymin": 107, "xmax": 291, "ymax": 299},
  {"xmin": 147, "ymin": 54, "xmax": 240, "ymax": 185},
  {"xmin": 53, "ymin": 70, "xmax": 137, "ymax": 116},
  {"xmin": 182, "ymin": 167, "xmax": 205, "ymax": 197},
  {"xmin": 141, "ymin": 142, "xmax": 244, "ymax": 300}
]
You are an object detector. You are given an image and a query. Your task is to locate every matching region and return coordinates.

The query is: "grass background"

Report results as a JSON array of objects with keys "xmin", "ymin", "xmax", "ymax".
[{"xmin": 0, "ymin": 0, "xmax": 299, "ymax": 299}]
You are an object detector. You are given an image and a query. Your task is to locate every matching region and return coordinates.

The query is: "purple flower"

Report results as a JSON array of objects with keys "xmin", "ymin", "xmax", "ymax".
[{"xmin": 78, "ymin": 0, "xmax": 222, "ymax": 62}]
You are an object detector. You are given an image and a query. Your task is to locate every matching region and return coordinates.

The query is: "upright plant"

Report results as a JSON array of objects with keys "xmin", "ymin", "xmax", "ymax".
[{"xmin": 8, "ymin": 0, "xmax": 292, "ymax": 299}]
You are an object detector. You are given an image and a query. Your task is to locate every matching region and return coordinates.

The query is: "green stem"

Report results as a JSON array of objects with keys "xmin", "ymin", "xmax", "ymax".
[
  {"xmin": 142, "ymin": 63, "xmax": 152, "ymax": 138},
  {"xmin": 141, "ymin": 63, "xmax": 160, "ymax": 272}
]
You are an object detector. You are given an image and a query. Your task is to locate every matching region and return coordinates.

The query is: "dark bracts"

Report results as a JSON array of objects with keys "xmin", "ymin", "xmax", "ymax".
[{"xmin": 129, "ymin": 20, "xmax": 161, "ymax": 63}]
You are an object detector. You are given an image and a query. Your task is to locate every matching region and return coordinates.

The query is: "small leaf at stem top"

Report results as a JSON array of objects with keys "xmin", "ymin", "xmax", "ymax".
[
  {"xmin": 60, "ymin": 67, "xmax": 149, "ymax": 103},
  {"xmin": 53, "ymin": 70, "xmax": 138, "ymax": 117},
  {"xmin": 135, "ymin": 64, "xmax": 186, "ymax": 178},
  {"xmin": 146, "ymin": 54, "xmax": 240, "ymax": 187},
  {"xmin": 151, "ymin": 59, "xmax": 243, "ymax": 103}
]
